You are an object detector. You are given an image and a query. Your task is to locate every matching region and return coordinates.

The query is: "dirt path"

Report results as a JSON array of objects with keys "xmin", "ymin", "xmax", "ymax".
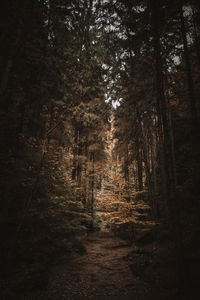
[{"xmin": 40, "ymin": 220, "xmax": 163, "ymax": 300}]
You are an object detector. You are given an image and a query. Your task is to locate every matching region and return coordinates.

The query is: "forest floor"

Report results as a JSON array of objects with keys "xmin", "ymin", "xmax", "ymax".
[
  {"xmin": 36, "ymin": 184, "xmax": 200, "ymax": 300},
  {"xmin": 39, "ymin": 213, "xmax": 173, "ymax": 300},
  {"xmin": 1, "ymin": 184, "xmax": 198, "ymax": 300},
  {"xmin": 41, "ymin": 222, "xmax": 151, "ymax": 300}
]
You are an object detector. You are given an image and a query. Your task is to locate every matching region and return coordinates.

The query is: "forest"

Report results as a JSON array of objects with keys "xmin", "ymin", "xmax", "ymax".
[{"xmin": 0, "ymin": 0, "xmax": 200, "ymax": 299}]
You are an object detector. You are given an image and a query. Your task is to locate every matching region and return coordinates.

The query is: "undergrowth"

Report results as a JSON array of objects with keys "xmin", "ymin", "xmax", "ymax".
[{"xmin": 0, "ymin": 138, "xmax": 94, "ymax": 299}]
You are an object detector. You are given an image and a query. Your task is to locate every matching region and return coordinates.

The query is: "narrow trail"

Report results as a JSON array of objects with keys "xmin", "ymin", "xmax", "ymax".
[{"xmin": 40, "ymin": 215, "xmax": 163, "ymax": 300}]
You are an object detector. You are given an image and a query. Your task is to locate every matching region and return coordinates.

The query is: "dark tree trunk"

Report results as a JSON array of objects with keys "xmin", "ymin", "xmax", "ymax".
[
  {"xmin": 124, "ymin": 142, "xmax": 129, "ymax": 183},
  {"xmin": 0, "ymin": 27, "xmax": 21, "ymax": 97},
  {"xmin": 90, "ymin": 152, "xmax": 95, "ymax": 218},
  {"xmin": 192, "ymin": 8, "xmax": 200, "ymax": 70},
  {"xmin": 150, "ymin": 0, "xmax": 175, "ymax": 215},
  {"xmin": 72, "ymin": 125, "xmax": 78, "ymax": 180},
  {"xmin": 150, "ymin": 0, "xmax": 188, "ymax": 287},
  {"xmin": 179, "ymin": 1, "xmax": 198, "ymax": 129},
  {"xmin": 179, "ymin": 0, "xmax": 200, "ymax": 190},
  {"xmin": 135, "ymin": 137, "xmax": 143, "ymax": 193}
]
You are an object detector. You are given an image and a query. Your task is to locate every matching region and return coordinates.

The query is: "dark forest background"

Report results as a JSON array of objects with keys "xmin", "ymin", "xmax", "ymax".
[{"xmin": 0, "ymin": 0, "xmax": 200, "ymax": 299}]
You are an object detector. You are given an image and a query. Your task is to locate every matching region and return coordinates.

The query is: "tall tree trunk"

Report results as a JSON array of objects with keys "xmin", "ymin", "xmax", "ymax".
[
  {"xmin": 151, "ymin": 130, "xmax": 160, "ymax": 217},
  {"xmin": 134, "ymin": 125, "xmax": 143, "ymax": 195},
  {"xmin": 179, "ymin": 0, "xmax": 200, "ymax": 190},
  {"xmin": 150, "ymin": 0, "xmax": 188, "ymax": 287},
  {"xmin": 134, "ymin": 104, "xmax": 152, "ymax": 201},
  {"xmin": 179, "ymin": 1, "xmax": 198, "ymax": 129},
  {"xmin": 72, "ymin": 125, "xmax": 79, "ymax": 180},
  {"xmin": 150, "ymin": 0, "xmax": 175, "ymax": 215},
  {"xmin": 90, "ymin": 152, "xmax": 95, "ymax": 219},
  {"xmin": 0, "ymin": 26, "xmax": 21, "ymax": 97},
  {"xmin": 124, "ymin": 142, "xmax": 129, "ymax": 183},
  {"xmin": 192, "ymin": 7, "xmax": 200, "ymax": 72}
]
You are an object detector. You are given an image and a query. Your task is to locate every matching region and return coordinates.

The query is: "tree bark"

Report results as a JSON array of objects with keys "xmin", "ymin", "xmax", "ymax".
[
  {"xmin": 179, "ymin": 1, "xmax": 198, "ymax": 129},
  {"xmin": 0, "ymin": 28, "xmax": 21, "ymax": 97}
]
